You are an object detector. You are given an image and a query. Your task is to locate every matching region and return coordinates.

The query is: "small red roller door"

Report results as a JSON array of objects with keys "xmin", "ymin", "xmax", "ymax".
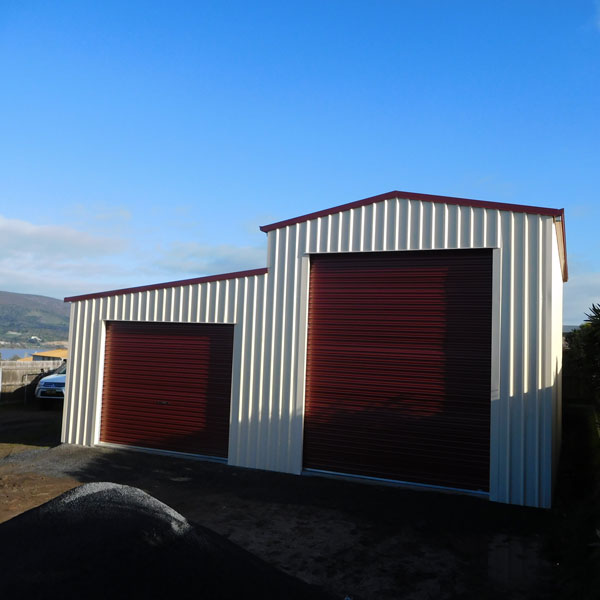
[
  {"xmin": 304, "ymin": 249, "xmax": 492, "ymax": 492},
  {"xmin": 100, "ymin": 321, "xmax": 234, "ymax": 458}
]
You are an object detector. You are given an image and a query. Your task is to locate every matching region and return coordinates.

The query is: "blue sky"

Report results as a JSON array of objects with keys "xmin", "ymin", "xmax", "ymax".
[{"xmin": 0, "ymin": 1, "xmax": 598, "ymax": 324}]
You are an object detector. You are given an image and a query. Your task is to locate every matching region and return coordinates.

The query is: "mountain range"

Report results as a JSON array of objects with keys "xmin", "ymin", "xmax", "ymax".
[{"xmin": 0, "ymin": 291, "xmax": 70, "ymax": 344}]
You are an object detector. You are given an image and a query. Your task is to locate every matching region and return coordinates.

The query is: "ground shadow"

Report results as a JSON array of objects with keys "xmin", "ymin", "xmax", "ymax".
[
  {"xmin": 0, "ymin": 403, "xmax": 63, "ymax": 449},
  {"xmin": 57, "ymin": 438, "xmax": 556, "ymax": 600}
]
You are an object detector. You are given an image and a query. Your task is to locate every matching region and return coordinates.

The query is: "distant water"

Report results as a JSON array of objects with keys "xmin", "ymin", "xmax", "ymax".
[{"xmin": 0, "ymin": 347, "xmax": 45, "ymax": 360}]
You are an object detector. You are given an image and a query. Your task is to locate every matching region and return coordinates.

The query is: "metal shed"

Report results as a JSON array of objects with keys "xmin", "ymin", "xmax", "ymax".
[{"xmin": 63, "ymin": 191, "xmax": 567, "ymax": 508}]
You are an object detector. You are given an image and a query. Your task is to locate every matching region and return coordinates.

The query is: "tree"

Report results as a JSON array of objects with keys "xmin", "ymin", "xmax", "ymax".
[
  {"xmin": 585, "ymin": 303, "xmax": 600, "ymax": 345},
  {"xmin": 564, "ymin": 303, "xmax": 600, "ymax": 404}
]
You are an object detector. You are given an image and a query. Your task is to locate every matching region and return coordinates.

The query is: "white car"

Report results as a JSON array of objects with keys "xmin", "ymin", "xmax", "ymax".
[{"xmin": 35, "ymin": 362, "xmax": 67, "ymax": 404}]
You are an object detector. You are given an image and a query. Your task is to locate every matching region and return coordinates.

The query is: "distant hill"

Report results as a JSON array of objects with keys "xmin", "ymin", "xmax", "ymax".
[{"xmin": 0, "ymin": 291, "xmax": 70, "ymax": 344}]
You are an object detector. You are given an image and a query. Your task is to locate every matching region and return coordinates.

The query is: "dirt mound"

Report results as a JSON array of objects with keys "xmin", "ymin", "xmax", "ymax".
[{"xmin": 0, "ymin": 482, "xmax": 332, "ymax": 600}]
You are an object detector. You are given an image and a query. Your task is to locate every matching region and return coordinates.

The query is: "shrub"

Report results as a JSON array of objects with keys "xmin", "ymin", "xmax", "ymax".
[{"xmin": 563, "ymin": 303, "xmax": 600, "ymax": 405}]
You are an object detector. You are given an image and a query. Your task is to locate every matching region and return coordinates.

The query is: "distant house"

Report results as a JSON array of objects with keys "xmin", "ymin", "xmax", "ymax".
[
  {"xmin": 63, "ymin": 191, "xmax": 567, "ymax": 508},
  {"xmin": 16, "ymin": 349, "xmax": 68, "ymax": 363},
  {"xmin": 31, "ymin": 349, "xmax": 68, "ymax": 362}
]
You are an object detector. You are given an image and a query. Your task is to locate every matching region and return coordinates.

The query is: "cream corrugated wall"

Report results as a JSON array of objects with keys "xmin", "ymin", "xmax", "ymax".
[
  {"xmin": 63, "ymin": 195, "xmax": 563, "ymax": 508},
  {"xmin": 62, "ymin": 273, "xmax": 268, "ymax": 461},
  {"xmin": 257, "ymin": 197, "xmax": 562, "ymax": 507}
]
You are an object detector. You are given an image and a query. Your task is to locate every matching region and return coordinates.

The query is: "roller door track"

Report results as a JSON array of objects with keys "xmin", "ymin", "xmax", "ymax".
[
  {"xmin": 304, "ymin": 249, "xmax": 492, "ymax": 492},
  {"xmin": 100, "ymin": 321, "xmax": 234, "ymax": 458}
]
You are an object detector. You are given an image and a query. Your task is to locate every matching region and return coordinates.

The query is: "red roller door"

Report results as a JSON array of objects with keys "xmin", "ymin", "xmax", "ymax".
[
  {"xmin": 304, "ymin": 249, "xmax": 492, "ymax": 492},
  {"xmin": 100, "ymin": 321, "xmax": 234, "ymax": 458}
]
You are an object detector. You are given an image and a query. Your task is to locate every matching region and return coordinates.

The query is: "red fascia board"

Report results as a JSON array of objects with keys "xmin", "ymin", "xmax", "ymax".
[
  {"xmin": 259, "ymin": 190, "xmax": 564, "ymax": 232},
  {"xmin": 64, "ymin": 268, "xmax": 269, "ymax": 303}
]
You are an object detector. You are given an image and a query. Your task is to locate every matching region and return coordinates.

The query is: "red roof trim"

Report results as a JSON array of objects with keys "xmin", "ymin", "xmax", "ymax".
[
  {"xmin": 259, "ymin": 190, "xmax": 564, "ymax": 232},
  {"xmin": 64, "ymin": 268, "xmax": 269, "ymax": 303}
]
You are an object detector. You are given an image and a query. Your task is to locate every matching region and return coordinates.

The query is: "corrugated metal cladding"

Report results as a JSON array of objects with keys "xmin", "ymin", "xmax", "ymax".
[
  {"xmin": 101, "ymin": 321, "xmax": 233, "ymax": 457},
  {"xmin": 260, "ymin": 198, "xmax": 563, "ymax": 508},
  {"xmin": 304, "ymin": 250, "xmax": 492, "ymax": 492},
  {"xmin": 62, "ymin": 271, "xmax": 269, "ymax": 469},
  {"xmin": 63, "ymin": 192, "xmax": 565, "ymax": 508}
]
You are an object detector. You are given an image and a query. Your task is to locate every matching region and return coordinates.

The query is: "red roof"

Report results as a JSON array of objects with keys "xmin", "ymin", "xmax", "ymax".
[
  {"xmin": 64, "ymin": 268, "xmax": 268, "ymax": 303},
  {"xmin": 260, "ymin": 190, "xmax": 568, "ymax": 281},
  {"xmin": 65, "ymin": 190, "xmax": 568, "ymax": 304},
  {"xmin": 260, "ymin": 190, "xmax": 564, "ymax": 232}
]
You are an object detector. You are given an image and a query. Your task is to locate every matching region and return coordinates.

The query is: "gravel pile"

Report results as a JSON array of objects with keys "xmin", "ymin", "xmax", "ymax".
[{"xmin": 0, "ymin": 482, "xmax": 332, "ymax": 600}]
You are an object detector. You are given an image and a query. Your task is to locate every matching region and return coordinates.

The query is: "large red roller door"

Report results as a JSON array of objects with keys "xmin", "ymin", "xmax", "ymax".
[
  {"xmin": 304, "ymin": 249, "xmax": 492, "ymax": 492},
  {"xmin": 100, "ymin": 321, "xmax": 233, "ymax": 458}
]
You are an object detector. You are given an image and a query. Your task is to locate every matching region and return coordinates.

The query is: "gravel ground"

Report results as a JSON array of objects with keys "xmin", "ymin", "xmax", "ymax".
[
  {"xmin": 0, "ymin": 405, "xmax": 557, "ymax": 600},
  {"xmin": 0, "ymin": 481, "xmax": 332, "ymax": 599}
]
